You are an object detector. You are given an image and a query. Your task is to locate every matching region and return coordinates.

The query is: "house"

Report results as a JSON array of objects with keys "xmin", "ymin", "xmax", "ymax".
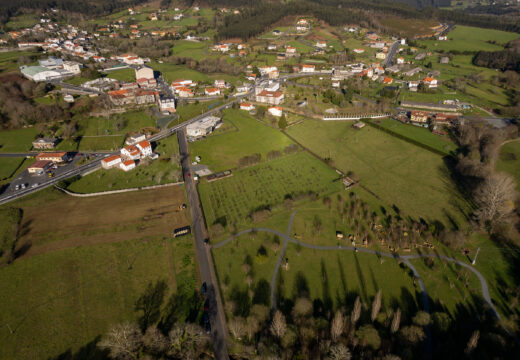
[
  {"xmin": 256, "ymin": 90, "xmax": 284, "ymax": 105},
  {"xmin": 214, "ymin": 79, "xmax": 226, "ymax": 88},
  {"xmin": 240, "ymin": 103, "xmax": 254, "ymax": 111},
  {"xmin": 177, "ymin": 87, "xmax": 194, "ymax": 97},
  {"xmin": 273, "ymin": 30, "xmax": 281, "ymax": 36},
  {"xmin": 268, "ymin": 106, "xmax": 283, "ymax": 117},
  {"xmin": 423, "ymin": 77, "xmax": 438, "ymax": 89},
  {"xmin": 408, "ymin": 81, "xmax": 420, "ymax": 92},
  {"xmin": 205, "ymin": 87, "xmax": 220, "ymax": 96},
  {"xmin": 267, "ymin": 44, "xmax": 277, "ymax": 51},
  {"xmin": 135, "ymin": 89, "xmax": 156, "ymax": 105},
  {"xmin": 403, "ymin": 67, "xmax": 422, "ymax": 77},
  {"xmin": 135, "ymin": 65, "xmax": 154, "ymax": 80},
  {"xmin": 171, "ymin": 79, "xmax": 195, "ymax": 89},
  {"xmin": 213, "ymin": 44, "xmax": 229, "ymax": 52},
  {"xmin": 126, "ymin": 134, "xmax": 146, "ymax": 145},
  {"xmin": 383, "ymin": 77, "xmax": 393, "ymax": 85},
  {"xmin": 415, "ymin": 53, "xmax": 426, "ymax": 61},
  {"xmin": 440, "ymin": 56, "xmax": 449, "ymax": 64},
  {"xmin": 149, "ymin": 13, "xmax": 158, "ymax": 21},
  {"xmin": 386, "ymin": 65, "xmax": 400, "ymax": 74},
  {"xmin": 332, "ymin": 80, "xmax": 340, "ymax": 88},
  {"xmin": 186, "ymin": 116, "xmax": 222, "ymax": 138},
  {"xmin": 28, "ymin": 160, "xmax": 53, "ymax": 174},
  {"xmin": 63, "ymin": 61, "xmax": 82, "ymax": 74},
  {"xmin": 316, "ymin": 41, "xmax": 327, "ymax": 48},
  {"xmin": 397, "ymin": 57, "xmax": 405, "ymax": 64},
  {"xmin": 301, "ymin": 64, "xmax": 315, "ymax": 73},
  {"xmin": 121, "ymin": 145, "xmax": 141, "ymax": 160},
  {"xmin": 438, "ymin": 36, "xmax": 447, "ymax": 41},
  {"xmin": 158, "ymin": 95, "xmax": 176, "ymax": 113},
  {"xmin": 376, "ymin": 52, "xmax": 386, "ymax": 60},
  {"xmin": 353, "ymin": 48, "xmax": 365, "ymax": 54},
  {"xmin": 36, "ymin": 152, "xmax": 68, "ymax": 163},
  {"xmin": 101, "ymin": 155, "xmax": 122, "ymax": 169},
  {"xmin": 136, "ymin": 140, "xmax": 152, "ymax": 157},
  {"xmin": 32, "ymin": 137, "xmax": 58, "ymax": 149},
  {"xmin": 120, "ymin": 159, "xmax": 136, "ymax": 171},
  {"xmin": 137, "ymin": 77, "xmax": 157, "ymax": 88},
  {"xmin": 108, "ymin": 89, "xmax": 135, "ymax": 106},
  {"xmin": 63, "ymin": 94, "xmax": 74, "ymax": 103},
  {"xmin": 247, "ymin": 73, "xmax": 257, "ymax": 81},
  {"xmin": 173, "ymin": 14, "xmax": 183, "ymax": 20},
  {"xmin": 259, "ymin": 66, "xmax": 278, "ymax": 76},
  {"xmin": 410, "ymin": 111, "xmax": 429, "ymax": 125},
  {"xmin": 352, "ymin": 121, "xmax": 366, "ymax": 129},
  {"xmin": 285, "ymin": 46, "xmax": 297, "ymax": 55}
]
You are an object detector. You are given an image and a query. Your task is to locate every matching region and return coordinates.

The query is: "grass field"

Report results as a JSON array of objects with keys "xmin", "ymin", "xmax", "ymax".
[
  {"xmin": 287, "ymin": 40, "xmax": 314, "ymax": 54},
  {"xmin": 171, "ymin": 40, "xmax": 209, "ymax": 61},
  {"xmin": 199, "ymin": 152, "xmax": 343, "ymax": 228},
  {"xmin": 79, "ymin": 110, "xmax": 156, "ymax": 137},
  {"xmin": 189, "ymin": 109, "xmax": 294, "ymax": 172},
  {"xmin": 0, "ymin": 186, "xmax": 195, "ymax": 359},
  {"xmin": 106, "ymin": 68, "xmax": 135, "ymax": 82},
  {"xmin": 77, "ymin": 136, "xmax": 125, "ymax": 151},
  {"xmin": 68, "ymin": 136, "xmax": 181, "ymax": 193},
  {"xmin": 496, "ymin": 140, "xmax": 520, "ymax": 190},
  {"xmin": 0, "ymin": 127, "xmax": 39, "ymax": 153},
  {"xmin": 418, "ymin": 25, "xmax": 519, "ymax": 52},
  {"xmin": 286, "ymin": 119, "xmax": 469, "ymax": 229},
  {"xmin": 0, "ymin": 158, "xmax": 25, "ymax": 180},
  {"xmin": 371, "ymin": 118, "xmax": 457, "ymax": 155}
]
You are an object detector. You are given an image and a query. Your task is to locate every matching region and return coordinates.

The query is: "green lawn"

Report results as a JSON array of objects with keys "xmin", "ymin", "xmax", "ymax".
[
  {"xmin": 151, "ymin": 62, "xmax": 239, "ymax": 84},
  {"xmin": 64, "ymin": 76, "xmax": 90, "ymax": 86},
  {"xmin": 106, "ymin": 68, "xmax": 135, "ymax": 82},
  {"xmin": 496, "ymin": 140, "xmax": 520, "ymax": 190},
  {"xmin": 68, "ymin": 136, "xmax": 180, "ymax": 193},
  {"xmin": 78, "ymin": 110, "xmax": 156, "ymax": 137},
  {"xmin": 77, "ymin": 136, "xmax": 125, "ymax": 151},
  {"xmin": 0, "ymin": 158, "xmax": 25, "ymax": 180},
  {"xmin": 418, "ymin": 25, "xmax": 519, "ymax": 52},
  {"xmin": 0, "ymin": 127, "xmax": 39, "ymax": 153},
  {"xmin": 286, "ymin": 119, "xmax": 469, "ymax": 229},
  {"xmin": 199, "ymin": 151, "xmax": 343, "ymax": 228},
  {"xmin": 371, "ymin": 118, "xmax": 457, "ymax": 155},
  {"xmin": 5, "ymin": 14, "xmax": 39, "ymax": 30},
  {"xmin": 171, "ymin": 40, "xmax": 209, "ymax": 61},
  {"xmin": 189, "ymin": 109, "xmax": 294, "ymax": 172},
  {"xmin": 287, "ymin": 40, "xmax": 314, "ymax": 54}
]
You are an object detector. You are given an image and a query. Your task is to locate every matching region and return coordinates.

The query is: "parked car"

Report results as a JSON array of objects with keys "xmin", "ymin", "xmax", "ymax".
[
  {"xmin": 205, "ymin": 321, "xmax": 211, "ymax": 334},
  {"xmin": 203, "ymin": 311, "xmax": 209, "ymax": 324},
  {"xmin": 15, "ymin": 184, "xmax": 20, "ymax": 190},
  {"xmin": 31, "ymin": 183, "xmax": 39, "ymax": 188},
  {"xmin": 204, "ymin": 299, "xmax": 209, "ymax": 312},
  {"xmin": 201, "ymin": 282, "xmax": 207, "ymax": 295}
]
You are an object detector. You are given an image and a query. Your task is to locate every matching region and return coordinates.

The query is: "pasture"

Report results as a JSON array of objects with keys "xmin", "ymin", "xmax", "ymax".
[
  {"xmin": 0, "ymin": 127, "xmax": 39, "ymax": 153},
  {"xmin": 189, "ymin": 109, "xmax": 294, "ymax": 172},
  {"xmin": 171, "ymin": 40, "xmax": 209, "ymax": 61},
  {"xmin": 0, "ymin": 158, "xmax": 25, "ymax": 180},
  {"xmin": 0, "ymin": 186, "xmax": 196, "ymax": 359},
  {"xmin": 106, "ymin": 68, "xmax": 136, "ymax": 82},
  {"xmin": 198, "ymin": 151, "xmax": 343, "ymax": 228},
  {"xmin": 496, "ymin": 140, "xmax": 520, "ymax": 190},
  {"xmin": 418, "ymin": 25, "xmax": 519, "ymax": 52},
  {"xmin": 286, "ymin": 119, "xmax": 469, "ymax": 229}
]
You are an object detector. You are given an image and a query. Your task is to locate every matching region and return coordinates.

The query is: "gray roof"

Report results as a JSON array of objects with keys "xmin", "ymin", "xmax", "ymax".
[{"xmin": 20, "ymin": 66, "xmax": 52, "ymax": 77}]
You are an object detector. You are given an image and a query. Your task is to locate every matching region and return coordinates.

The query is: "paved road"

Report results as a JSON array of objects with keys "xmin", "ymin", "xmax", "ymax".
[
  {"xmin": 382, "ymin": 41, "xmax": 400, "ymax": 68},
  {"xmin": 177, "ymin": 129, "xmax": 230, "ymax": 360}
]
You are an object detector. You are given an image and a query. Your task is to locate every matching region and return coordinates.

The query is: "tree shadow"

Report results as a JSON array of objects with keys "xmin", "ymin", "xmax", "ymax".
[
  {"xmin": 293, "ymin": 270, "xmax": 310, "ymax": 299},
  {"xmin": 135, "ymin": 280, "xmax": 168, "ymax": 331},
  {"xmin": 49, "ymin": 335, "xmax": 108, "ymax": 360},
  {"xmin": 353, "ymin": 252, "xmax": 368, "ymax": 301},
  {"xmin": 320, "ymin": 258, "xmax": 333, "ymax": 317}
]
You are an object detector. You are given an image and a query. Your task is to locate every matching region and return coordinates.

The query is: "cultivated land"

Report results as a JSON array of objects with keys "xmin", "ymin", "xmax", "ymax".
[
  {"xmin": 286, "ymin": 119, "xmax": 469, "ymax": 228},
  {"xmin": 190, "ymin": 109, "xmax": 295, "ymax": 172},
  {"xmin": 496, "ymin": 140, "xmax": 520, "ymax": 190},
  {"xmin": 0, "ymin": 186, "xmax": 196, "ymax": 359},
  {"xmin": 199, "ymin": 151, "xmax": 343, "ymax": 229}
]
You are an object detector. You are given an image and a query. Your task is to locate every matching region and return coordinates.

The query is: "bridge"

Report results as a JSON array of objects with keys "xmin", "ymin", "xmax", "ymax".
[{"xmin": 322, "ymin": 113, "xmax": 391, "ymax": 121}]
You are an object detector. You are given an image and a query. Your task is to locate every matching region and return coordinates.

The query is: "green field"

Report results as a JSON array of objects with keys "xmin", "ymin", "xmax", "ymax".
[
  {"xmin": 371, "ymin": 118, "xmax": 457, "ymax": 155},
  {"xmin": 286, "ymin": 119, "xmax": 469, "ymax": 229},
  {"xmin": 418, "ymin": 25, "xmax": 519, "ymax": 52},
  {"xmin": 0, "ymin": 127, "xmax": 39, "ymax": 153},
  {"xmin": 0, "ymin": 158, "xmax": 25, "ymax": 180},
  {"xmin": 68, "ymin": 136, "xmax": 181, "ymax": 193},
  {"xmin": 190, "ymin": 109, "xmax": 294, "ymax": 172},
  {"xmin": 496, "ymin": 140, "xmax": 520, "ymax": 190},
  {"xmin": 79, "ymin": 110, "xmax": 156, "ymax": 137},
  {"xmin": 287, "ymin": 40, "xmax": 314, "ymax": 54},
  {"xmin": 171, "ymin": 40, "xmax": 209, "ymax": 61},
  {"xmin": 151, "ymin": 62, "xmax": 239, "ymax": 84},
  {"xmin": 199, "ymin": 151, "xmax": 343, "ymax": 228},
  {"xmin": 106, "ymin": 68, "xmax": 135, "ymax": 82},
  {"xmin": 77, "ymin": 136, "xmax": 125, "ymax": 151}
]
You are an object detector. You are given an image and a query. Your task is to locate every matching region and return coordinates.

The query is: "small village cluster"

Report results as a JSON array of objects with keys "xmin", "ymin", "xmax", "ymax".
[{"xmin": 101, "ymin": 136, "xmax": 155, "ymax": 172}]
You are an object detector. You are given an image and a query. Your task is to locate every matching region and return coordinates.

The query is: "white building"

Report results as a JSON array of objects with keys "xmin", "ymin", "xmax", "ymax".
[
  {"xmin": 158, "ymin": 96, "xmax": 176, "ymax": 113},
  {"xmin": 135, "ymin": 65, "xmax": 154, "ymax": 80},
  {"xmin": 126, "ymin": 134, "xmax": 146, "ymax": 145},
  {"xmin": 120, "ymin": 160, "xmax": 136, "ymax": 171},
  {"xmin": 256, "ymin": 90, "xmax": 284, "ymax": 105},
  {"xmin": 20, "ymin": 66, "xmax": 61, "ymax": 81},
  {"xmin": 268, "ymin": 106, "xmax": 283, "ymax": 117},
  {"xmin": 186, "ymin": 116, "xmax": 222, "ymax": 138},
  {"xmin": 240, "ymin": 103, "xmax": 254, "ymax": 111},
  {"xmin": 63, "ymin": 61, "xmax": 82, "ymax": 74},
  {"xmin": 258, "ymin": 66, "xmax": 278, "ymax": 76},
  {"xmin": 301, "ymin": 64, "xmax": 315, "ymax": 73},
  {"xmin": 136, "ymin": 140, "xmax": 152, "ymax": 157},
  {"xmin": 101, "ymin": 155, "xmax": 122, "ymax": 169},
  {"xmin": 316, "ymin": 41, "xmax": 327, "ymax": 48},
  {"xmin": 121, "ymin": 145, "xmax": 141, "ymax": 160}
]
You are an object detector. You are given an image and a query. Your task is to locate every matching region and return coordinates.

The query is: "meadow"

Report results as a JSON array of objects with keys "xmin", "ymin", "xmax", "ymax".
[
  {"xmin": 198, "ymin": 151, "xmax": 343, "ymax": 228},
  {"xmin": 189, "ymin": 109, "xmax": 294, "ymax": 172},
  {"xmin": 0, "ymin": 158, "xmax": 25, "ymax": 180},
  {"xmin": 496, "ymin": 140, "xmax": 520, "ymax": 190},
  {"xmin": 106, "ymin": 68, "xmax": 136, "ymax": 82},
  {"xmin": 0, "ymin": 127, "xmax": 39, "ymax": 153},
  {"xmin": 171, "ymin": 40, "xmax": 209, "ymax": 61},
  {"xmin": 286, "ymin": 119, "xmax": 469, "ymax": 229},
  {"xmin": 0, "ymin": 186, "xmax": 196, "ymax": 359},
  {"xmin": 418, "ymin": 25, "xmax": 519, "ymax": 52}
]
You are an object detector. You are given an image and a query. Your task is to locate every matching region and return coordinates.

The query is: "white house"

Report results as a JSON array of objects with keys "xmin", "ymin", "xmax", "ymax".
[
  {"xmin": 268, "ymin": 106, "xmax": 283, "ymax": 117},
  {"xmin": 259, "ymin": 66, "xmax": 278, "ymax": 76},
  {"xmin": 120, "ymin": 159, "xmax": 136, "ymax": 171},
  {"xmin": 214, "ymin": 79, "xmax": 226, "ymax": 88},
  {"xmin": 63, "ymin": 61, "xmax": 82, "ymax": 74},
  {"xmin": 376, "ymin": 52, "xmax": 386, "ymax": 60},
  {"xmin": 438, "ymin": 36, "xmax": 447, "ymax": 41},
  {"xmin": 121, "ymin": 145, "xmax": 141, "ymax": 160},
  {"xmin": 101, "ymin": 155, "xmax": 122, "ymax": 169},
  {"xmin": 397, "ymin": 57, "xmax": 405, "ymax": 64},
  {"xmin": 135, "ymin": 65, "xmax": 154, "ymax": 80},
  {"xmin": 301, "ymin": 64, "xmax": 315, "ymax": 73},
  {"xmin": 158, "ymin": 96, "xmax": 176, "ymax": 113},
  {"xmin": 256, "ymin": 90, "xmax": 284, "ymax": 105},
  {"xmin": 177, "ymin": 87, "xmax": 194, "ymax": 97},
  {"xmin": 126, "ymin": 134, "xmax": 146, "ymax": 145},
  {"xmin": 267, "ymin": 44, "xmax": 277, "ymax": 51},
  {"xmin": 316, "ymin": 41, "xmax": 327, "ymax": 48},
  {"xmin": 205, "ymin": 87, "xmax": 220, "ymax": 96},
  {"xmin": 353, "ymin": 48, "xmax": 365, "ymax": 54},
  {"xmin": 240, "ymin": 103, "xmax": 254, "ymax": 111},
  {"xmin": 423, "ymin": 77, "xmax": 438, "ymax": 89},
  {"xmin": 136, "ymin": 140, "xmax": 152, "ymax": 157}
]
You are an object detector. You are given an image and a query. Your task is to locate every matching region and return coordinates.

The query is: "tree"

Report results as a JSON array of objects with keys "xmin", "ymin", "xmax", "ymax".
[
  {"xmin": 371, "ymin": 290, "xmax": 382, "ymax": 322},
  {"xmin": 270, "ymin": 310, "xmax": 287, "ymax": 339},
  {"xmin": 278, "ymin": 114, "xmax": 287, "ymax": 130},
  {"xmin": 166, "ymin": 323, "xmax": 208, "ymax": 359},
  {"xmin": 142, "ymin": 326, "xmax": 167, "ymax": 356},
  {"xmin": 412, "ymin": 311, "xmax": 431, "ymax": 327},
  {"xmin": 134, "ymin": 280, "xmax": 168, "ymax": 331},
  {"xmin": 351, "ymin": 296, "xmax": 361, "ymax": 325},
  {"xmin": 391, "ymin": 308, "xmax": 401, "ymax": 334},
  {"xmin": 292, "ymin": 297, "xmax": 313, "ymax": 319},
  {"xmin": 329, "ymin": 343, "xmax": 351, "ymax": 360},
  {"xmin": 355, "ymin": 324, "xmax": 381, "ymax": 350},
  {"xmin": 229, "ymin": 317, "xmax": 247, "ymax": 340},
  {"xmin": 465, "ymin": 330, "xmax": 480, "ymax": 355},
  {"xmin": 474, "ymin": 173, "xmax": 516, "ymax": 230},
  {"xmin": 98, "ymin": 322, "xmax": 142, "ymax": 360},
  {"xmin": 330, "ymin": 310, "xmax": 344, "ymax": 342},
  {"xmin": 399, "ymin": 325, "xmax": 425, "ymax": 346}
]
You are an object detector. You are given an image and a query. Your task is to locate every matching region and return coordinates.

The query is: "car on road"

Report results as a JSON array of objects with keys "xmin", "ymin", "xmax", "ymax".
[
  {"xmin": 204, "ymin": 299, "xmax": 209, "ymax": 312},
  {"xmin": 201, "ymin": 282, "xmax": 207, "ymax": 295},
  {"xmin": 203, "ymin": 311, "xmax": 209, "ymax": 324},
  {"xmin": 205, "ymin": 321, "xmax": 211, "ymax": 334},
  {"xmin": 31, "ymin": 183, "xmax": 39, "ymax": 188},
  {"xmin": 15, "ymin": 184, "xmax": 20, "ymax": 191},
  {"xmin": 186, "ymin": 173, "xmax": 191, "ymax": 178}
]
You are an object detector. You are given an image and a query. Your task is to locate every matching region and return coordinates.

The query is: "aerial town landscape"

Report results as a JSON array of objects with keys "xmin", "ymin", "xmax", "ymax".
[{"xmin": 0, "ymin": 0, "xmax": 519, "ymax": 359}]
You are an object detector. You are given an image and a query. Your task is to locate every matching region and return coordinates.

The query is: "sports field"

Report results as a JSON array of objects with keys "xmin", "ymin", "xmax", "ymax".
[
  {"xmin": 286, "ymin": 119, "xmax": 469, "ymax": 228},
  {"xmin": 190, "ymin": 109, "xmax": 294, "ymax": 172},
  {"xmin": 198, "ymin": 151, "xmax": 343, "ymax": 228},
  {"xmin": 0, "ymin": 186, "xmax": 195, "ymax": 359}
]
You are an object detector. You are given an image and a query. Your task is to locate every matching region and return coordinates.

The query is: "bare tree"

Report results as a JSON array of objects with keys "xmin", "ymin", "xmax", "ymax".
[
  {"xmin": 270, "ymin": 310, "xmax": 287, "ymax": 339},
  {"xmin": 474, "ymin": 173, "xmax": 516, "ymax": 229},
  {"xmin": 391, "ymin": 308, "xmax": 401, "ymax": 334},
  {"xmin": 351, "ymin": 296, "xmax": 362, "ymax": 325},
  {"xmin": 328, "ymin": 343, "xmax": 351, "ymax": 360},
  {"xmin": 166, "ymin": 323, "xmax": 208, "ymax": 359},
  {"xmin": 371, "ymin": 290, "xmax": 382, "ymax": 322},
  {"xmin": 229, "ymin": 317, "xmax": 247, "ymax": 340},
  {"xmin": 98, "ymin": 322, "xmax": 142, "ymax": 360},
  {"xmin": 142, "ymin": 326, "xmax": 167, "ymax": 356},
  {"xmin": 292, "ymin": 297, "xmax": 313, "ymax": 319},
  {"xmin": 465, "ymin": 330, "xmax": 480, "ymax": 355},
  {"xmin": 330, "ymin": 310, "xmax": 344, "ymax": 342}
]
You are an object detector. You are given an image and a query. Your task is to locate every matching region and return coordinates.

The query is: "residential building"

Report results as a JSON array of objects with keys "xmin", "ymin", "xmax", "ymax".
[
  {"xmin": 410, "ymin": 111, "xmax": 429, "ymax": 125},
  {"xmin": 268, "ymin": 106, "xmax": 283, "ymax": 117},
  {"xmin": 135, "ymin": 65, "xmax": 154, "ymax": 80},
  {"xmin": 408, "ymin": 81, "xmax": 420, "ymax": 92},
  {"xmin": 205, "ymin": 87, "xmax": 220, "ymax": 96},
  {"xmin": 36, "ymin": 152, "xmax": 68, "ymax": 163},
  {"xmin": 121, "ymin": 145, "xmax": 141, "ymax": 160},
  {"xmin": 301, "ymin": 64, "xmax": 315, "ymax": 73},
  {"xmin": 32, "ymin": 137, "xmax": 58, "ymax": 149},
  {"xmin": 440, "ymin": 56, "xmax": 449, "ymax": 64},
  {"xmin": 256, "ymin": 90, "xmax": 284, "ymax": 105},
  {"xmin": 186, "ymin": 116, "xmax": 222, "ymax": 138},
  {"xmin": 177, "ymin": 87, "xmax": 194, "ymax": 97},
  {"xmin": 423, "ymin": 77, "xmax": 438, "ymax": 89},
  {"xmin": 397, "ymin": 57, "xmax": 405, "ymax": 64},
  {"xmin": 383, "ymin": 77, "xmax": 393, "ymax": 85},
  {"xmin": 120, "ymin": 159, "xmax": 136, "ymax": 171},
  {"xmin": 101, "ymin": 155, "xmax": 122, "ymax": 169},
  {"xmin": 126, "ymin": 134, "xmax": 146, "ymax": 145},
  {"xmin": 28, "ymin": 160, "xmax": 53, "ymax": 174},
  {"xmin": 332, "ymin": 80, "xmax": 340, "ymax": 88},
  {"xmin": 135, "ymin": 89, "xmax": 156, "ymax": 105},
  {"xmin": 108, "ymin": 89, "xmax": 135, "ymax": 106},
  {"xmin": 376, "ymin": 52, "xmax": 386, "ymax": 60},
  {"xmin": 353, "ymin": 48, "xmax": 365, "ymax": 54},
  {"xmin": 316, "ymin": 41, "xmax": 327, "ymax": 48},
  {"xmin": 158, "ymin": 95, "xmax": 176, "ymax": 113},
  {"xmin": 258, "ymin": 66, "xmax": 278, "ymax": 76},
  {"xmin": 214, "ymin": 79, "xmax": 226, "ymax": 88},
  {"xmin": 240, "ymin": 103, "xmax": 254, "ymax": 111},
  {"xmin": 136, "ymin": 140, "xmax": 152, "ymax": 157},
  {"xmin": 63, "ymin": 61, "xmax": 82, "ymax": 74}
]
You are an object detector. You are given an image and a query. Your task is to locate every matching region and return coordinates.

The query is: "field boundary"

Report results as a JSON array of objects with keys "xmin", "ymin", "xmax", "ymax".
[{"xmin": 55, "ymin": 181, "xmax": 184, "ymax": 197}]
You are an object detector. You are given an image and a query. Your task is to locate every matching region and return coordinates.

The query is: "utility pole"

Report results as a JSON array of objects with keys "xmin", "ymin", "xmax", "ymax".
[{"xmin": 472, "ymin": 247, "xmax": 480, "ymax": 266}]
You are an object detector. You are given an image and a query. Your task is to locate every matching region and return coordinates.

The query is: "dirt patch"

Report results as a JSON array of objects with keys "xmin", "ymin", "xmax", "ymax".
[{"xmin": 16, "ymin": 186, "xmax": 189, "ymax": 258}]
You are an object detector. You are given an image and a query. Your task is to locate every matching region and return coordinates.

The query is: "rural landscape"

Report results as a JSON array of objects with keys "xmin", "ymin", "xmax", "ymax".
[{"xmin": 0, "ymin": 0, "xmax": 519, "ymax": 359}]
